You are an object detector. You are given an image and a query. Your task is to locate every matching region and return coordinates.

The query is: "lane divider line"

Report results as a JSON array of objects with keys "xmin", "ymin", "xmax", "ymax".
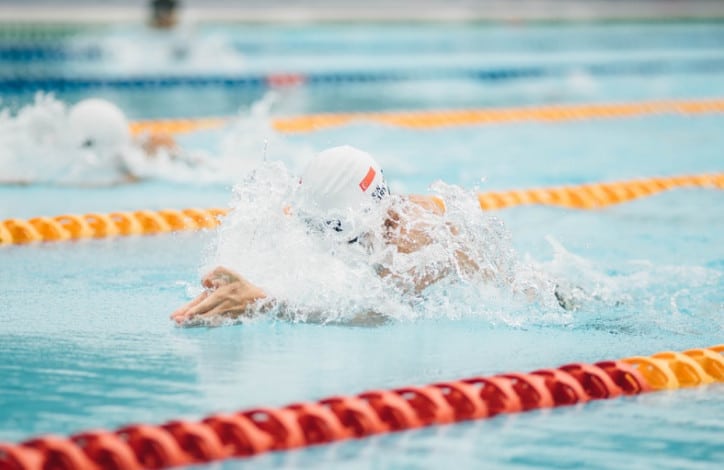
[
  {"xmin": 129, "ymin": 99, "xmax": 724, "ymax": 135},
  {"xmin": 1, "ymin": 173, "xmax": 722, "ymax": 246},
  {"xmin": 6, "ymin": 56, "xmax": 724, "ymax": 92},
  {"xmin": 0, "ymin": 345, "xmax": 721, "ymax": 469}
]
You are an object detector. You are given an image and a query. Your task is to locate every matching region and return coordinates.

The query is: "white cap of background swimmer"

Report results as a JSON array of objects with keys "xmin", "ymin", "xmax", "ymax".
[
  {"xmin": 68, "ymin": 98, "xmax": 130, "ymax": 160},
  {"xmin": 300, "ymin": 145, "xmax": 388, "ymax": 216}
]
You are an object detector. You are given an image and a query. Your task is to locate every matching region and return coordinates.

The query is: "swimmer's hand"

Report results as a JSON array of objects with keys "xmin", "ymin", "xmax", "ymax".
[
  {"xmin": 554, "ymin": 283, "xmax": 587, "ymax": 311},
  {"xmin": 170, "ymin": 267, "xmax": 267, "ymax": 325},
  {"xmin": 141, "ymin": 132, "xmax": 178, "ymax": 157}
]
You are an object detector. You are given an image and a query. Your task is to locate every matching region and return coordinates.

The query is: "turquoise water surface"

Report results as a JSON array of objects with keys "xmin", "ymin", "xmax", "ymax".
[{"xmin": 1, "ymin": 21, "xmax": 723, "ymax": 469}]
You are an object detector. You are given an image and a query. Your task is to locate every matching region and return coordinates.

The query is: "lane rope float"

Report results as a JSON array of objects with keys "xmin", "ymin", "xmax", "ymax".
[
  {"xmin": 475, "ymin": 173, "xmax": 724, "ymax": 210},
  {"xmin": 0, "ymin": 345, "xmax": 721, "ymax": 470},
  {"xmin": 5, "ymin": 56, "xmax": 724, "ymax": 92},
  {"xmin": 129, "ymin": 98, "xmax": 724, "ymax": 136},
  {"xmin": 0, "ymin": 208, "xmax": 226, "ymax": 246},
  {"xmin": 1, "ymin": 173, "xmax": 722, "ymax": 246}
]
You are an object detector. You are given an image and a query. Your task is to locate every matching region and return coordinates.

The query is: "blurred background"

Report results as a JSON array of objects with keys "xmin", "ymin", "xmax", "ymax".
[
  {"xmin": 2, "ymin": 0, "xmax": 724, "ymax": 118},
  {"xmin": 2, "ymin": 4, "xmax": 724, "ymax": 467},
  {"xmin": 0, "ymin": 0, "xmax": 723, "ymax": 192},
  {"xmin": 2, "ymin": 0, "xmax": 724, "ymax": 194}
]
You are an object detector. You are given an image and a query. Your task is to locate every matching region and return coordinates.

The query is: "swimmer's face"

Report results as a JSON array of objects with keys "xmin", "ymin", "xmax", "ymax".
[
  {"xmin": 323, "ymin": 194, "xmax": 386, "ymax": 235},
  {"xmin": 68, "ymin": 99, "xmax": 130, "ymax": 164},
  {"xmin": 305, "ymin": 179, "xmax": 391, "ymax": 243},
  {"xmin": 303, "ymin": 216, "xmax": 363, "ymax": 244}
]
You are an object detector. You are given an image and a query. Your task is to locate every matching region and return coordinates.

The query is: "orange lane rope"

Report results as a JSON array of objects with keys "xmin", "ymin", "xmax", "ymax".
[
  {"xmin": 475, "ymin": 173, "xmax": 724, "ymax": 210},
  {"xmin": 130, "ymin": 117, "xmax": 227, "ymax": 136},
  {"xmin": 0, "ymin": 209, "xmax": 227, "ymax": 246},
  {"xmin": 129, "ymin": 99, "xmax": 724, "ymax": 136},
  {"xmin": 1, "ymin": 173, "xmax": 722, "ymax": 246},
  {"xmin": 0, "ymin": 345, "xmax": 721, "ymax": 470}
]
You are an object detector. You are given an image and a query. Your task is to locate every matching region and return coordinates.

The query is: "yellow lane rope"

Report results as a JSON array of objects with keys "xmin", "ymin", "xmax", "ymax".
[
  {"xmin": 130, "ymin": 117, "xmax": 227, "ymax": 136},
  {"xmin": 1, "ymin": 173, "xmax": 722, "ymax": 245},
  {"xmin": 0, "ymin": 208, "xmax": 227, "ymax": 245},
  {"xmin": 624, "ymin": 347, "xmax": 724, "ymax": 389},
  {"xmin": 129, "ymin": 99, "xmax": 724, "ymax": 136},
  {"xmin": 476, "ymin": 173, "xmax": 724, "ymax": 210}
]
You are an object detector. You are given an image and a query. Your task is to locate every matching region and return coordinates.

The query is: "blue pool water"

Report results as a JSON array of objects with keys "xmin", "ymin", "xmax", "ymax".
[{"xmin": 1, "ymin": 21, "xmax": 724, "ymax": 469}]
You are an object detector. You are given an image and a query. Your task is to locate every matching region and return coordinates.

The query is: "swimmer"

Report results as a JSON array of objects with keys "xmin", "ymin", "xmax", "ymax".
[
  {"xmin": 68, "ymin": 98, "xmax": 185, "ymax": 183},
  {"xmin": 1, "ymin": 97, "xmax": 204, "ymax": 185},
  {"xmin": 171, "ymin": 145, "xmax": 578, "ymax": 326},
  {"xmin": 150, "ymin": 0, "xmax": 180, "ymax": 29}
]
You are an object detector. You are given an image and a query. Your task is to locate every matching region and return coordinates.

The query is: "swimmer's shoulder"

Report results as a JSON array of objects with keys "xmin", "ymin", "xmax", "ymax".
[{"xmin": 406, "ymin": 195, "xmax": 446, "ymax": 215}]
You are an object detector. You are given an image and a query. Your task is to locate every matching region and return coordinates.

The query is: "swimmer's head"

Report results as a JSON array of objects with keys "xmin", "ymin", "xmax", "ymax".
[
  {"xmin": 68, "ymin": 98, "xmax": 130, "ymax": 160},
  {"xmin": 300, "ymin": 145, "xmax": 388, "ymax": 213},
  {"xmin": 150, "ymin": 0, "xmax": 180, "ymax": 29},
  {"xmin": 299, "ymin": 145, "xmax": 389, "ymax": 237}
]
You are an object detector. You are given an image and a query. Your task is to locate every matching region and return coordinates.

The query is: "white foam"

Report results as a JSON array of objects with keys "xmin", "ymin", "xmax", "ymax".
[
  {"xmin": 0, "ymin": 93, "xmax": 139, "ymax": 185},
  {"xmin": 199, "ymin": 163, "xmax": 572, "ymax": 326},
  {"xmin": 69, "ymin": 22, "xmax": 247, "ymax": 75},
  {"xmin": 0, "ymin": 92, "xmax": 309, "ymax": 186}
]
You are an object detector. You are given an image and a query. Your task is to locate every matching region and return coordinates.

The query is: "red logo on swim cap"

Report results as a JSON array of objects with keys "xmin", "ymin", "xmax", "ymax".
[{"xmin": 359, "ymin": 167, "xmax": 376, "ymax": 192}]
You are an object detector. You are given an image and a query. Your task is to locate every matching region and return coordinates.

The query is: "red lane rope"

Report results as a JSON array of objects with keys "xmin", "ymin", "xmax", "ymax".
[{"xmin": 1, "ymin": 345, "xmax": 721, "ymax": 469}]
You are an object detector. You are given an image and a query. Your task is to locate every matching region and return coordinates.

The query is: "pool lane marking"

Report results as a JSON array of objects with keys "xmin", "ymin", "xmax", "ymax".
[
  {"xmin": 7, "ymin": 56, "xmax": 724, "ymax": 92},
  {"xmin": 0, "ymin": 345, "xmax": 721, "ymax": 469},
  {"xmin": 1, "ymin": 173, "xmax": 723, "ymax": 245},
  {"xmin": 0, "ymin": 208, "xmax": 227, "ymax": 245},
  {"xmin": 129, "ymin": 99, "xmax": 724, "ymax": 136},
  {"xmin": 476, "ymin": 173, "xmax": 724, "ymax": 210}
]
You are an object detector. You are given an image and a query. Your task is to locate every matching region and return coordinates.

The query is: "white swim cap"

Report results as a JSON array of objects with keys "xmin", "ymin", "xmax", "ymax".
[
  {"xmin": 300, "ymin": 145, "xmax": 388, "ymax": 217},
  {"xmin": 68, "ymin": 98, "xmax": 130, "ymax": 155}
]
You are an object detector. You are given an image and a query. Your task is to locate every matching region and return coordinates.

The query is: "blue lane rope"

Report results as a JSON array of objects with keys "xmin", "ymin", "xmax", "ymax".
[
  {"xmin": 0, "ymin": 45, "xmax": 102, "ymax": 62},
  {"xmin": 2, "ymin": 58, "xmax": 724, "ymax": 92},
  {"xmin": 4, "ymin": 27, "xmax": 724, "ymax": 60}
]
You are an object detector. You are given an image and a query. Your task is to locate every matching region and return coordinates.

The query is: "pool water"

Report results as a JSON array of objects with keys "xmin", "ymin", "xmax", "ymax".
[
  {"xmin": 1, "ymin": 21, "xmax": 723, "ymax": 469},
  {"xmin": 3, "ymin": 22, "xmax": 724, "ymax": 116}
]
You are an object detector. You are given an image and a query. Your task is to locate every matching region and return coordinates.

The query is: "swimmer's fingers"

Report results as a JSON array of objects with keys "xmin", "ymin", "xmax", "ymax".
[
  {"xmin": 171, "ymin": 290, "xmax": 209, "ymax": 316},
  {"xmin": 176, "ymin": 291, "xmax": 225, "ymax": 321},
  {"xmin": 180, "ymin": 283, "xmax": 256, "ymax": 322},
  {"xmin": 202, "ymin": 266, "xmax": 241, "ymax": 289},
  {"xmin": 170, "ymin": 291, "xmax": 210, "ymax": 323}
]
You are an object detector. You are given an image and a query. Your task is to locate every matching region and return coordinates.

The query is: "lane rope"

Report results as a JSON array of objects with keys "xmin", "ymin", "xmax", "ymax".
[
  {"xmin": 129, "ymin": 98, "xmax": 724, "ymax": 136},
  {"xmin": 0, "ymin": 45, "xmax": 101, "ymax": 61},
  {"xmin": 0, "ymin": 345, "xmax": 721, "ymax": 469},
  {"xmin": 6, "ymin": 31, "xmax": 724, "ymax": 62},
  {"xmin": 4, "ymin": 56, "xmax": 724, "ymax": 92},
  {"xmin": 0, "ymin": 208, "xmax": 226, "ymax": 246},
  {"xmin": 1, "ymin": 173, "xmax": 722, "ymax": 246}
]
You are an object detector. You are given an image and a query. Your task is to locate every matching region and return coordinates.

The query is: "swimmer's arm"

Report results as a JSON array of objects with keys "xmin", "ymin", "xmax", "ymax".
[
  {"xmin": 171, "ymin": 267, "xmax": 389, "ymax": 327},
  {"xmin": 170, "ymin": 267, "xmax": 268, "ymax": 325},
  {"xmin": 375, "ymin": 264, "xmax": 450, "ymax": 294},
  {"xmin": 140, "ymin": 132, "xmax": 179, "ymax": 158},
  {"xmin": 407, "ymin": 196, "xmax": 485, "ymax": 278},
  {"xmin": 383, "ymin": 197, "xmax": 485, "ymax": 293}
]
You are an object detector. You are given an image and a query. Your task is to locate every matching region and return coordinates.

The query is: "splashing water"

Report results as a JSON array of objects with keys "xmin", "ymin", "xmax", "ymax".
[
  {"xmin": 125, "ymin": 90, "xmax": 311, "ymax": 184},
  {"xmin": 192, "ymin": 160, "xmax": 723, "ymax": 331},
  {"xmin": 0, "ymin": 92, "xmax": 311, "ymax": 186},
  {"xmin": 0, "ymin": 93, "xmax": 140, "ymax": 185},
  {"xmin": 215, "ymin": 91, "xmax": 315, "ymax": 176},
  {"xmin": 540, "ymin": 238, "xmax": 724, "ymax": 335},
  {"xmin": 197, "ymin": 161, "xmax": 573, "ymax": 327},
  {"xmin": 68, "ymin": 22, "xmax": 247, "ymax": 75}
]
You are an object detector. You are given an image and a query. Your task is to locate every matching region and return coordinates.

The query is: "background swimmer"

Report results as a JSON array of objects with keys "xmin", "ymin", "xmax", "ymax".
[
  {"xmin": 150, "ymin": 0, "xmax": 181, "ymax": 30},
  {"xmin": 171, "ymin": 145, "xmax": 577, "ymax": 326},
  {"xmin": 0, "ymin": 95, "xmax": 208, "ymax": 185},
  {"xmin": 68, "ymin": 98, "xmax": 172, "ymax": 183}
]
